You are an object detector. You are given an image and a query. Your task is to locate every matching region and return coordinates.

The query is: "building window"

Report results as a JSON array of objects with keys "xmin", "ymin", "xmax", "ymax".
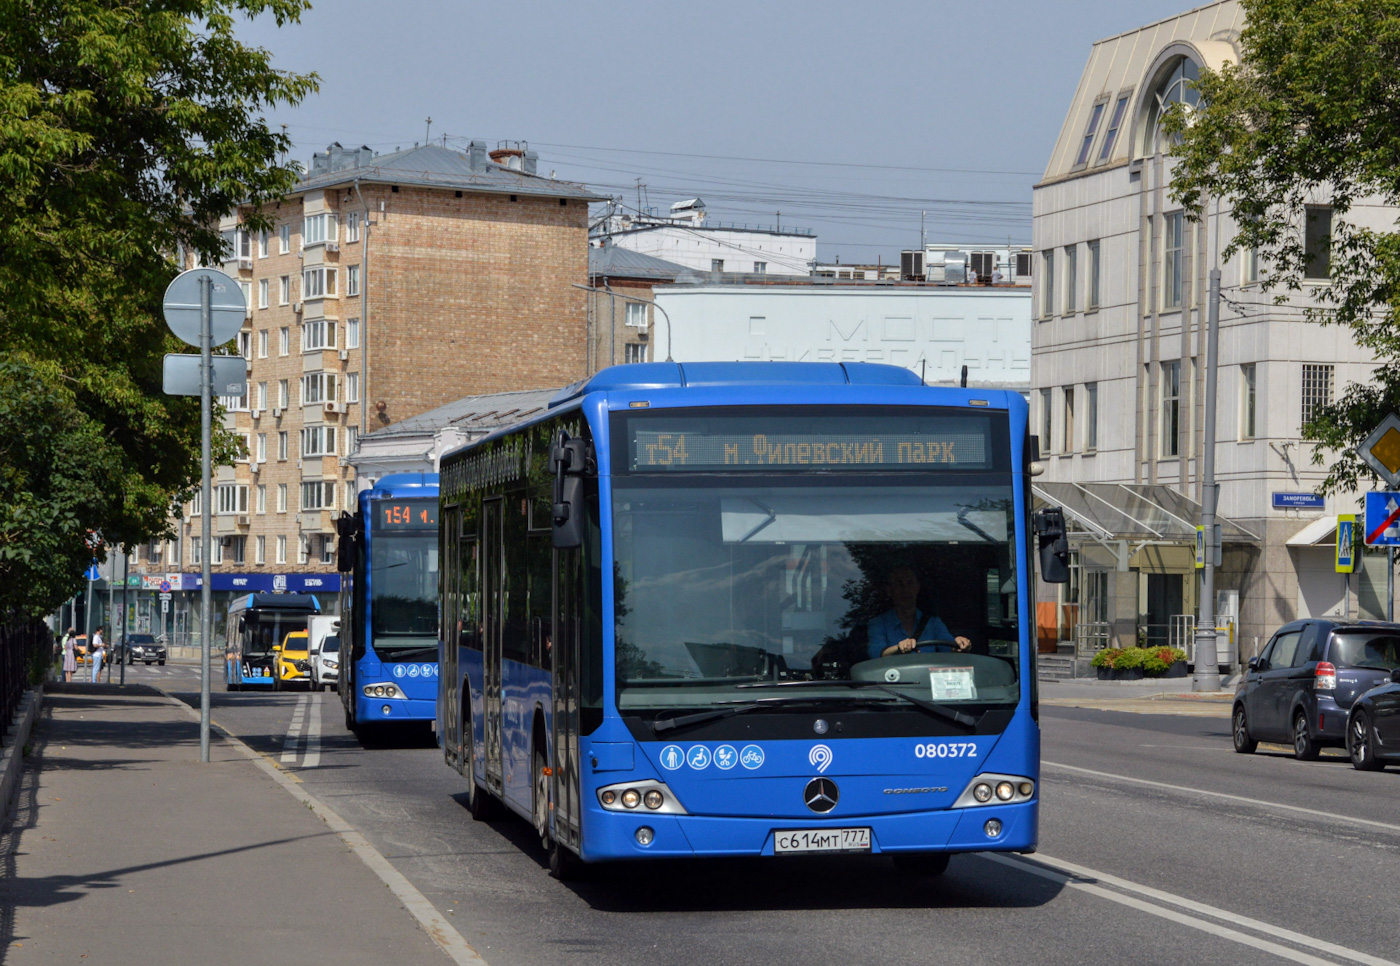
[
  {"xmin": 301, "ymin": 425, "xmax": 336, "ymax": 456},
  {"xmin": 256, "ymin": 433, "xmax": 267, "ymax": 463},
  {"xmin": 1163, "ymin": 211, "xmax": 1185, "ymax": 309},
  {"xmin": 255, "ymin": 382, "xmax": 266, "ymax": 411},
  {"xmin": 258, "ymin": 278, "xmax": 269, "ymax": 309},
  {"xmin": 255, "ymin": 535, "xmax": 266, "ymax": 565},
  {"xmin": 1146, "ymin": 58, "xmax": 1200, "ymax": 154},
  {"xmin": 189, "ymin": 491, "xmax": 201, "ymax": 517},
  {"xmin": 237, "ymin": 330, "xmax": 251, "ymax": 359},
  {"xmin": 276, "ymin": 535, "xmax": 287, "ymax": 564},
  {"xmin": 1040, "ymin": 250, "xmax": 1055, "ymax": 318},
  {"xmin": 302, "ymin": 319, "xmax": 337, "ymax": 351},
  {"xmin": 223, "ymin": 227, "xmax": 251, "ymax": 261},
  {"xmin": 1304, "ymin": 205, "xmax": 1332, "ymax": 280},
  {"xmin": 1039, "ymin": 388, "xmax": 1052, "ymax": 455},
  {"xmin": 1075, "ymin": 99, "xmax": 1106, "ymax": 167},
  {"xmin": 624, "ymin": 343, "xmax": 648, "ymax": 364},
  {"xmin": 278, "ymin": 276, "xmax": 290, "ymax": 305},
  {"xmin": 145, "ymin": 540, "xmax": 162, "ymax": 564},
  {"xmin": 1301, "ymin": 364, "xmax": 1333, "ymax": 427},
  {"xmin": 278, "ymin": 224, "xmax": 290, "ymax": 254},
  {"xmin": 220, "ymin": 389, "xmax": 248, "ymax": 412},
  {"xmin": 1015, "ymin": 252, "xmax": 1034, "ymax": 278},
  {"xmin": 1240, "ymin": 364, "xmax": 1257, "ymax": 439},
  {"xmin": 297, "ymin": 536, "xmax": 309, "ymax": 566},
  {"xmin": 217, "ymin": 484, "xmax": 249, "ymax": 515},
  {"xmin": 321, "ymin": 536, "xmax": 335, "ymax": 565},
  {"xmin": 346, "ymin": 372, "xmax": 359, "ymax": 403},
  {"xmin": 191, "ymin": 536, "xmax": 201, "ymax": 565},
  {"xmin": 1064, "ymin": 245, "xmax": 1077, "ymax": 314},
  {"xmin": 1085, "ymin": 382, "xmax": 1098, "ymax": 451},
  {"xmin": 256, "ymin": 484, "xmax": 267, "ymax": 514},
  {"xmin": 345, "ymin": 211, "xmax": 361, "ymax": 243},
  {"xmin": 753, "ymin": 261, "xmax": 767, "ymax": 274},
  {"xmin": 277, "ymin": 431, "xmax": 288, "ymax": 461},
  {"xmin": 257, "ymin": 330, "xmax": 268, "ymax": 358},
  {"xmin": 279, "ymin": 327, "xmax": 289, "ymax": 355},
  {"xmin": 345, "ymin": 481, "xmax": 356, "ymax": 509},
  {"xmin": 711, "ymin": 259, "xmax": 725, "ymax": 272},
  {"xmin": 301, "ymin": 372, "xmax": 337, "ymax": 406},
  {"xmin": 625, "ymin": 302, "xmax": 647, "ymax": 328},
  {"xmin": 1087, "ymin": 240, "xmax": 1101, "ymax": 310},
  {"xmin": 228, "ymin": 536, "xmax": 246, "ymax": 565},
  {"xmin": 346, "ymin": 317, "xmax": 360, "ymax": 349},
  {"xmin": 277, "ymin": 484, "xmax": 287, "ymax": 513},
  {"xmin": 1098, "ymin": 94, "xmax": 1130, "ymax": 162},
  {"xmin": 302, "ymin": 212, "xmax": 336, "ymax": 247},
  {"xmin": 1161, "ymin": 360, "xmax": 1181, "ymax": 457},
  {"xmin": 346, "ymin": 264, "xmax": 360, "ymax": 297},
  {"xmin": 257, "ymin": 230, "xmax": 268, "ymax": 258},
  {"xmin": 277, "ymin": 380, "xmax": 288, "ymax": 409},
  {"xmin": 345, "ymin": 425, "xmax": 358, "ymax": 455},
  {"xmin": 302, "ymin": 267, "xmax": 336, "ymax": 299},
  {"xmin": 300, "ymin": 480, "xmax": 335, "ymax": 511},
  {"xmin": 1063, "ymin": 386, "xmax": 1076, "ymax": 453},
  {"xmin": 211, "ymin": 538, "xmax": 222, "ymax": 565}
]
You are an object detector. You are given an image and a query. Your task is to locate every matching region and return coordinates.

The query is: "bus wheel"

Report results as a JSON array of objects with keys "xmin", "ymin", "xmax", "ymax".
[
  {"xmin": 548, "ymin": 839, "xmax": 582, "ymax": 881},
  {"xmin": 465, "ymin": 730, "xmax": 498, "ymax": 822},
  {"xmin": 892, "ymin": 852, "xmax": 951, "ymax": 877},
  {"xmin": 533, "ymin": 750, "xmax": 550, "ymax": 850},
  {"xmin": 343, "ymin": 699, "xmax": 355, "ymax": 732},
  {"xmin": 226, "ymin": 679, "xmax": 240, "ymax": 692},
  {"xmin": 273, "ymin": 673, "xmax": 281, "ymax": 692}
]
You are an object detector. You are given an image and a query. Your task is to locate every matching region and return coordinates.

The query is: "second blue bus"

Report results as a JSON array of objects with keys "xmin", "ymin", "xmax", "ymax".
[{"xmin": 337, "ymin": 473, "xmax": 441, "ymax": 732}]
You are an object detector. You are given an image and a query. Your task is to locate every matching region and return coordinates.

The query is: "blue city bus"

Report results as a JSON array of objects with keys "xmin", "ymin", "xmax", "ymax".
[
  {"xmin": 336, "ymin": 473, "xmax": 441, "ymax": 732},
  {"xmin": 224, "ymin": 593, "xmax": 320, "ymax": 690},
  {"xmin": 437, "ymin": 362, "xmax": 1068, "ymax": 878}
]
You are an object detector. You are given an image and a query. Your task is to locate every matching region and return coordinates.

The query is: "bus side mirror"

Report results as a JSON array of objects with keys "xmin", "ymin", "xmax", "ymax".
[
  {"xmin": 335, "ymin": 512, "xmax": 359, "ymax": 573},
  {"xmin": 1033, "ymin": 507, "xmax": 1070, "ymax": 584},
  {"xmin": 551, "ymin": 434, "xmax": 590, "ymax": 550}
]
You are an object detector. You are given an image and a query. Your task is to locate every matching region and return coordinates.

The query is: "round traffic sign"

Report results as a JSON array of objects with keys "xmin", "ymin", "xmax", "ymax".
[
  {"xmin": 162, "ymin": 268, "xmax": 247, "ymax": 348},
  {"xmin": 159, "ymin": 580, "xmax": 171, "ymax": 593}
]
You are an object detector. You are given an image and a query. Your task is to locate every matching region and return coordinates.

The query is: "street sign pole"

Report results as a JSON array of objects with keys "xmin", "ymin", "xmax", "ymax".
[
  {"xmin": 1390, "ymin": 547, "xmax": 1395, "ymax": 622},
  {"xmin": 120, "ymin": 549, "xmax": 128, "ymax": 687},
  {"xmin": 200, "ymin": 273, "xmax": 213, "ymax": 763},
  {"xmin": 1193, "ymin": 267, "xmax": 1221, "ymax": 692}
]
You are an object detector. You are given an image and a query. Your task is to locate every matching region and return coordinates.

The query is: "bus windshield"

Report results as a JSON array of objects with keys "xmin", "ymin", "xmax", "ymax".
[
  {"xmin": 370, "ymin": 530, "xmax": 439, "ymax": 650},
  {"xmin": 612, "ymin": 478, "xmax": 1021, "ymax": 714},
  {"xmin": 242, "ymin": 615, "xmax": 309, "ymax": 657}
]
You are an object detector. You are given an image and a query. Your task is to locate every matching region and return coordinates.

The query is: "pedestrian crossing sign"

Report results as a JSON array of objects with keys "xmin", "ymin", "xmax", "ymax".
[{"xmin": 1336, "ymin": 514, "xmax": 1356, "ymax": 573}]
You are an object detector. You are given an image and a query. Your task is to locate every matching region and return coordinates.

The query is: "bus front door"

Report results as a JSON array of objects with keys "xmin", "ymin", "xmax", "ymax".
[
  {"xmin": 482, "ymin": 498, "xmax": 504, "ymax": 794},
  {"xmin": 551, "ymin": 547, "xmax": 582, "ymax": 852}
]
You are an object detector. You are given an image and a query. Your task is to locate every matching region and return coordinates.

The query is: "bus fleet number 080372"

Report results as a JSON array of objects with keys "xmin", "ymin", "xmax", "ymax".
[{"xmin": 914, "ymin": 742, "xmax": 978, "ymax": 759}]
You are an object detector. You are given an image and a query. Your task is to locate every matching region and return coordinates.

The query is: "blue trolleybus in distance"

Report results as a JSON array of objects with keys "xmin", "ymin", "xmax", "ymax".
[
  {"xmin": 225, "ymin": 593, "xmax": 320, "ymax": 690},
  {"xmin": 437, "ymin": 362, "xmax": 1069, "ymax": 878},
  {"xmin": 336, "ymin": 473, "xmax": 441, "ymax": 732}
]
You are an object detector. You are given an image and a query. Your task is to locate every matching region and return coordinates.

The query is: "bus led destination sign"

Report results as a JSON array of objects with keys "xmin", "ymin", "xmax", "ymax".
[
  {"xmin": 631, "ymin": 430, "xmax": 988, "ymax": 470},
  {"xmin": 374, "ymin": 500, "xmax": 438, "ymax": 530}
]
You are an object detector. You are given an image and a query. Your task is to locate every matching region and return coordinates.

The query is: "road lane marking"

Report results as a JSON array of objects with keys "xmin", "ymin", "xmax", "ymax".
[
  {"xmin": 280, "ymin": 693, "xmax": 309, "ymax": 764},
  {"xmin": 303, "ymin": 693, "xmax": 322, "ymax": 769},
  {"xmin": 158, "ymin": 688, "xmax": 486, "ymax": 966},
  {"xmin": 987, "ymin": 853, "xmax": 1398, "ymax": 966},
  {"xmin": 1043, "ymin": 760, "xmax": 1400, "ymax": 835}
]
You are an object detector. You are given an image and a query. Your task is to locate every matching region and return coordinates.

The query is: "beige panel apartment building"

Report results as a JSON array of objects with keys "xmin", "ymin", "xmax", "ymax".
[{"xmin": 128, "ymin": 141, "xmax": 603, "ymax": 644}]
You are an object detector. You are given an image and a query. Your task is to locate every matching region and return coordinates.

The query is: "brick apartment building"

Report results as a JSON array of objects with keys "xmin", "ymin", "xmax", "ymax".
[{"xmin": 129, "ymin": 140, "xmax": 603, "ymax": 644}]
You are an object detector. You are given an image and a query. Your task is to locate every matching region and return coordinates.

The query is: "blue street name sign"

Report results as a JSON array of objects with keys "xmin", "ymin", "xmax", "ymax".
[
  {"xmin": 1363, "ymin": 492, "xmax": 1400, "ymax": 547},
  {"xmin": 1273, "ymin": 492, "xmax": 1326, "ymax": 510}
]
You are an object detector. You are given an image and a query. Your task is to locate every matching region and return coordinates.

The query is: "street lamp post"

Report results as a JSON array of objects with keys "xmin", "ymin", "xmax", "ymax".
[{"xmin": 1193, "ymin": 267, "xmax": 1222, "ymax": 692}]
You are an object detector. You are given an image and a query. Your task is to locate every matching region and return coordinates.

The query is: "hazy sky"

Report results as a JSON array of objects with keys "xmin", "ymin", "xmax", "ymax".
[{"xmin": 239, "ymin": 0, "xmax": 1198, "ymax": 264}]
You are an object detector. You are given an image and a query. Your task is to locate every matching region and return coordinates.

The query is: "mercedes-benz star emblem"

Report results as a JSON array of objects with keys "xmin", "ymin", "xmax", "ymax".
[
  {"xmin": 813, "ymin": 718, "xmax": 829, "ymax": 735},
  {"xmin": 804, "ymin": 777, "xmax": 839, "ymax": 813}
]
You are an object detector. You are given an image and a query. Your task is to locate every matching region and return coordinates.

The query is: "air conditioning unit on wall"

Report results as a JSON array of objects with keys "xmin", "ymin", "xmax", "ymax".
[{"xmin": 324, "ymin": 401, "xmax": 347, "ymax": 415}]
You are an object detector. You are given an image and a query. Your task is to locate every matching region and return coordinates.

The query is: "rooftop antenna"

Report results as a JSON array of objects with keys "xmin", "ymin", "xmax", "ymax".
[{"xmin": 425, "ymin": 116, "xmax": 432, "ymax": 142}]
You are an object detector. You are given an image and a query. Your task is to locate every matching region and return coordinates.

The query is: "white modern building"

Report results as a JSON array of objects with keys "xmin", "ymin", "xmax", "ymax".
[
  {"xmin": 654, "ymin": 282, "xmax": 1032, "ymax": 390},
  {"xmin": 1032, "ymin": 0, "xmax": 1388, "ymax": 664},
  {"xmin": 592, "ymin": 198, "xmax": 816, "ymax": 276}
]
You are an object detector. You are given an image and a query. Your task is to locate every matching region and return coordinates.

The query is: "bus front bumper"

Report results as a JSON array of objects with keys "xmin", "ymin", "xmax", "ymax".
[
  {"xmin": 354, "ymin": 695, "xmax": 435, "ymax": 723},
  {"xmin": 577, "ymin": 800, "xmax": 1037, "ymax": 862}
]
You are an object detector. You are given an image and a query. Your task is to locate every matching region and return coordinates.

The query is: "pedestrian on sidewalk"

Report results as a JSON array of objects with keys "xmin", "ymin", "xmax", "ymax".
[
  {"xmin": 90, "ymin": 626, "xmax": 105, "ymax": 682},
  {"xmin": 61, "ymin": 627, "xmax": 77, "ymax": 683}
]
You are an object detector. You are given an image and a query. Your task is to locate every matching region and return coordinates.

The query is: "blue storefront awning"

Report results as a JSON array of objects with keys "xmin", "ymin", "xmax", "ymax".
[{"xmin": 171, "ymin": 573, "xmax": 341, "ymax": 593}]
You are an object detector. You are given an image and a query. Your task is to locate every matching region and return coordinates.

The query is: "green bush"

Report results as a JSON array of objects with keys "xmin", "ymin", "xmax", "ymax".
[
  {"xmin": 1090, "ymin": 648, "xmax": 1121, "ymax": 668},
  {"xmin": 1113, "ymin": 647, "xmax": 1146, "ymax": 671},
  {"xmin": 1141, "ymin": 646, "xmax": 1188, "ymax": 675}
]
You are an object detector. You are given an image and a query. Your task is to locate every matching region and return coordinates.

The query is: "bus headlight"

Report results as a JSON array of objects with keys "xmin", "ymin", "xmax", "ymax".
[
  {"xmin": 596, "ymin": 779, "xmax": 687, "ymax": 815},
  {"xmin": 363, "ymin": 684, "xmax": 403, "ymax": 699},
  {"xmin": 952, "ymin": 774, "xmax": 1035, "ymax": 808}
]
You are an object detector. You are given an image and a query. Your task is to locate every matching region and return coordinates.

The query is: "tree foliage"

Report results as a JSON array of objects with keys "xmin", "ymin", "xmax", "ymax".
[
  {"xmin": 0, "ymin": 1, "xmax": 316, "ymax": 615},
  {"xmin": 1166, "ymin": 0, "xmax": 1400, "ymax": 494}
]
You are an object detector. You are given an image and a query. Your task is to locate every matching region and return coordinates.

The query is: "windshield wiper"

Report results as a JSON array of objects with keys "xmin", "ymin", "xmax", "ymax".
[
  {"xmin": 737, "ymin": 680, "xmax": 980, "ymax": 730},
  {"xmin": 651, "ymin": 695, "xmax": 833, "ymax": 734},
  {"xmin": 379, "ymin": 645, "xmax": 439, "ymax": 659}
]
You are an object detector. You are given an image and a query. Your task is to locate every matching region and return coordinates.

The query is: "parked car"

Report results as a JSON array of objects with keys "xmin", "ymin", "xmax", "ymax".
[
  {"xmin": 1346, "ymin": 662, "xmax": 1400, "ymax": 770},
  {"xmin": 119, "ymin": 633, "xmax": 167, "ymax": 666},
  {"xmin": 309, "ymin": 634, "xmax": 340, "ymax": 692},
  {"xmin": 1233, "ymin": 620, "xmax": 1400, "ymax": 759},
  {"xmin": 71, "ymin": 633, "xmax": 89, "ymax": 665}
]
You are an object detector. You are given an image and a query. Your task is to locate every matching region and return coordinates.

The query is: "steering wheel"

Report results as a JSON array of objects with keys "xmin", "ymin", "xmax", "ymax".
[{"xmin": 912, "ymin": 638, "xmax": 962, "ymax": 653}]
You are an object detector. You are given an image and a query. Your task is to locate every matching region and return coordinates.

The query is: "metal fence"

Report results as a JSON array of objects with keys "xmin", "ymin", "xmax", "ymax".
[
  {"xmin": 0, "ymin": 619, "xmax": 48, "ymax": 746},
  {"xmin": 1075, "ymin": 621, "xmax": 1113, "ymax": 655}
]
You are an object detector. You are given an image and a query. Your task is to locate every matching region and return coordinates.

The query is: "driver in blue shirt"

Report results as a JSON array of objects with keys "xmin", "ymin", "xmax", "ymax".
[{"xmin": 867, "ymin": 566, "xmax": 971, "ymax": 659}]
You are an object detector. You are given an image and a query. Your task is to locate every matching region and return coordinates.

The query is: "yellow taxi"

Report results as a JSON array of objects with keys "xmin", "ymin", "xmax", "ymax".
[{"xmin": 272, "ymin": 630, "xmax": 312, "ymax": 691}]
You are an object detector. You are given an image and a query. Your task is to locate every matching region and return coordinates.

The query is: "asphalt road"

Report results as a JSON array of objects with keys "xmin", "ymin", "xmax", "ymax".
[{"xmin": 133, "ymin": 662, "xmax": 1400, "ymax": 966}]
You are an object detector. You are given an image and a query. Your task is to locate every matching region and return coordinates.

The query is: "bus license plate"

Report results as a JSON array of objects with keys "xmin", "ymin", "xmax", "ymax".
[{"xmin": 774, "ymin": 828, "xmax": 872, "ymax": 854}]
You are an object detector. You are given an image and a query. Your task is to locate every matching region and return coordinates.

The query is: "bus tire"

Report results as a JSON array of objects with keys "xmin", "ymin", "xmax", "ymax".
[
  {"xmin": 892, "ymin": 852, "xmax": 951, "ymax": 877},
  {"xmin": 344, "ymin": 699, "xmax": 355, "ymax": 732},
  {"xmin": 465, "ymin": 727, "xmax": 498, "ymax": 822},
  {"xmin": 548, "ymin": 839, "xmax": 582, "ymax": 881},
  {"xmin": 533, "ymin": 748, "xmax": 550, "ymax": 850}
]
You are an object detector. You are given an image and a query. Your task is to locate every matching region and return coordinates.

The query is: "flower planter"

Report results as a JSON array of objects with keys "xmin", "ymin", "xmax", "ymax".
[
  {"xmin": 1111, "ymin": 667, "xmax": 1144, "ymax": 681},
  {"xmin": 1096, "ymin": 665, "xmax": 1112, "ymax": 680},
  {"xmin": 1162, "ymin": 660, "xmax": 1188, "ymax": 678}
]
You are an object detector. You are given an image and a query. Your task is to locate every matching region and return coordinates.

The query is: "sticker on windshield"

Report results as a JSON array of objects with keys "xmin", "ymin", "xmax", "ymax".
[
  {"xmin": 740, "ymin": 744, "xmax": 765, "ymax": 770},
  {"xmin": 659, "ymin": 745, "xmax": 684, "ymax": 771},
  {"xmin": 687, "ymin": 745, "xmax": 712, "ymax": 770},
  {"xmin": 929, "ymin": 667, "xmax": 977, "ymax": 701},
  {"xmin": 714, "ymin": 745, "xmax": 738, "ymax": 770}
]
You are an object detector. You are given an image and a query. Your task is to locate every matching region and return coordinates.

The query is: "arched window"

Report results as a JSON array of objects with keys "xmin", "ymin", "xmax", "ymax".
[{"xmin": 1143, "ymin": 57, "xmax": 1201, "ymax": 154}]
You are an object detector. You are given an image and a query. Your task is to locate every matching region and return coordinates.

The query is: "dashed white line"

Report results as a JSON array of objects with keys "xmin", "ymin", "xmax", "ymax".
[
  {"xmin": 303, "ymin": 693, "xmax": 322, "ymax": 769},
  {"xmin": 280, "ymin": 693, "xmax": 309, "ymax": 763}
]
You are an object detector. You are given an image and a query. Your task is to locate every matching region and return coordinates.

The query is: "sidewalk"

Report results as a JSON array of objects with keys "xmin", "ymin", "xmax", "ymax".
[
  {"xmin": 0, "ymin": 683, "xmax": 463, "ymax": 965},
  {"xmin": 1038, "ymin": 674, "xmax": 1237, "ymax": 717}
]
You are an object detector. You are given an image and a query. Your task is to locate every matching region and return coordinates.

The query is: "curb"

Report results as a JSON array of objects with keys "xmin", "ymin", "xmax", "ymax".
[{"xmin": 0, "ymin": 687, "xmax": 43, "ymax": 824}]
